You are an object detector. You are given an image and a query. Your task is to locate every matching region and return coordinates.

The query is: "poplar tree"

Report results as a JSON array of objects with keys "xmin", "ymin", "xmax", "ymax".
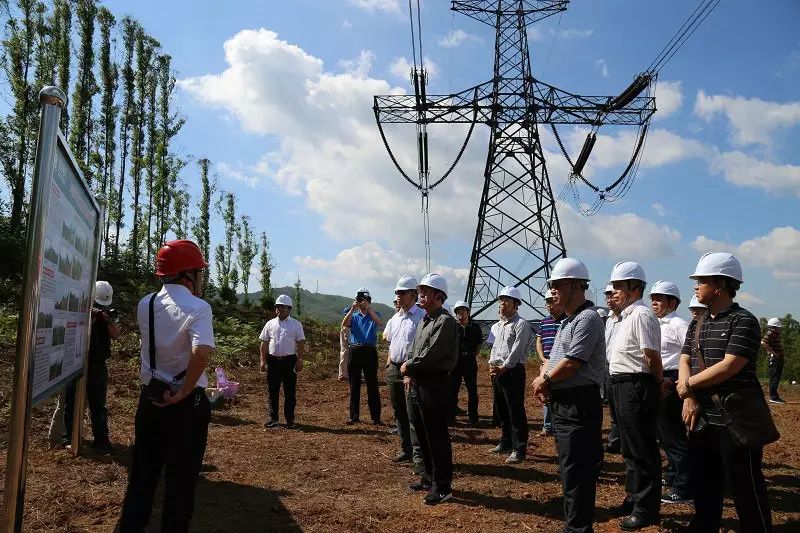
[
  {"xmin": 96, "ymin": 6, "xmax": 117, "ymax": 254},
  {"xmin": 171, "ymin": 186, "xmax": 190, "ymax": 239},
  {"xmin": 53, "ymin": 0, "xmax": 70, "ymax": 133},
  {"xmin": 259, "ymin": 232, "xmax": 275, "ymax": 310},
  {"xmin": 113, "ymin": 16, "xmax": 137, "ymax": 257},
  {"xmin": 294, "ymin": 276, "xmax": 302, "ymax": 316},
  {"xmin": 236, "ymin": 215, "xmax": 257, "ymax": 306},
  {"xmin": 192, "ymin": 157, "xmax": 213, "ymax": 260},
  {"xmin": 144, "ymin": 59, "xmax": 157, "ymax": 263},
  {"xmin": 214, "ymin": 191, "xmax": 239, "ymax": 304},
  {"xmin": 68, "ymin": 0, "xmax": 96, "ymax": 177}
]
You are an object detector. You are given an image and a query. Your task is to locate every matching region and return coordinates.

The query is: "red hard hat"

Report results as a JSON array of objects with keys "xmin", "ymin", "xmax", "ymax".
[{"xmin": 155, "ymin": 240, "xmax": 208, "ymax": 276}]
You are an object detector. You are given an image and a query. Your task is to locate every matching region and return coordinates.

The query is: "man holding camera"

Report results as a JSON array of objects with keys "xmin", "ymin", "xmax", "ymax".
[
  {"xmin": 62, "ymin": 280, "xmax": 121, "ymax": 451},
  {"xmin": 342, "ymin": 287, "xmax": 384, "ymax": 425}
]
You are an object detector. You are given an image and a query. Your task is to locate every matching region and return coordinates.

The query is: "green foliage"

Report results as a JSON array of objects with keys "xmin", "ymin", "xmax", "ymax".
[
  {"xmin": 236, "ymin": 216, "xmax": 257, "ymax": 305},
  {"xmin": 258, "ymin": 232, "xmax": 275, "ymax": 311},
  {"xmin": 0, "ymin": 307, "xmax": 18, "ymax": 350}
]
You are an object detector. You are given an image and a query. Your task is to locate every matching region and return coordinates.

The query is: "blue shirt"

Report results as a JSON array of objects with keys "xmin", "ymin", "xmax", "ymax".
[{"xmin": 350, "ymin": 311, "xmax": 379, "ymax": 345}]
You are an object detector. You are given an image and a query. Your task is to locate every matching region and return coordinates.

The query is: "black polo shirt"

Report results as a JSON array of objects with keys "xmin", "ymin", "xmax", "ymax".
[
  {"xmin": 682, "ymin": 303, "xmax": 761, "ymax": 404},
  {"xmin": 457, "ymin": 321, "xmax": 483, "ymax": 357}
]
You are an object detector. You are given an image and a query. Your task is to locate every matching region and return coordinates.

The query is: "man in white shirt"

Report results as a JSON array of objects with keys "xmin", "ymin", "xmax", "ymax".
[
  {"xmin": 649, "ymin": 281, "xmax": 691, "ymax": 505},
  {"xmin": 604, "ymin": 284, "xmax": 622, "ymax": 454},
  {"xmin": 259, "ymin": 294, "xmax": 306, "ymax": 429},
  {"xmin": 120, "ymin": 240, "xmax": 215, "ymax": 532},
  {"xmin": 488, "ymin": 286, "xmax": 533, "ymax": 465},
  {"xmin": 607, "ymin": 262, "xmax": 663, "ymax": 531},
  {"xmin": 383, "ymin": 276, "xmax": 425, "ymax": 464}
]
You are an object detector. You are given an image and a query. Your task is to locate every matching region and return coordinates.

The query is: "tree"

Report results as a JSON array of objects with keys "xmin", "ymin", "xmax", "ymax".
[
  {"xmin": 259, "ymin": 231, "xmax": 275, "ymax": 310},
  {"xmin": 67, "ymin": 0, "xmax": 97, "ymax": 177},
  {"xmin": 53, "ymin": 0, "xmax": 71, "ymax": 133},
  {"xmin": 113, "ymin": 16, "xmax": 138, "ymax": 257},
  {"xmin": 294, "ymin": 276, "xmax": 302, "ymax": 316},
  {"xmin": 96, "ymin": 6, "xmax": 118, "ymax": 255},
  {"xmin": 192, "ymin": 157, "xmax": 213, "ymax": 260},
  {"xmin": 144, "ymin": 55, "xmax": 157, "ymax": 264},
  {"xmin": 214, "ymin": 191, "xmax": 239, "ymax": 304},
  {"xmin": 170, "ymin": 186, "xmax": 190, "ymax": 239},
  {"xmin": 236, "ymin": 215, "xmax": 257, "ymax": 306}
]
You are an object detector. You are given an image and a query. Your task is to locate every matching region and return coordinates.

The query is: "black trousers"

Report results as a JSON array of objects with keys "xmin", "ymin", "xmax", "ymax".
[
  {"xmin": 386, "ymin": 363, "xmax": 412, "ymax": 455},
  {"xmin": 119, "ymin": 388, "xmax": 210, "ymax": 533},
  {"xmin": 657, "ymin": 370, "xmax": 691, "ymax": 498},
  {"xmin": 266, "ymin": 354, "xmax": 297, "ymax": 423},
  {"xmin": 768, "ymin": 356, "xmax": 784, "ymax": 400},
  {"xmin": 688, "ymin": 425, "xmax": 772, "ymax": 532},
  {"xmin": 407, "ymin": 373, "xmax": 453, "ymax": 494},
  {"xmin": 348, "ymin": 345, "xmax": 381, "ymax": 422},
  {"xmin": 551, "ymin": 384, "xmax": 603, "ymax": 533},
  {"xmin": 493, "ymin": 364, "xmax": 528, "ymax": 455},
  {"xmin": 450, "ymin": 354, "xmax": 478, "ymax": 423},
  {"xmin": 64, "ymin": 358, "xmax": 110, "ymax": 444},
  {"xmin": 612, "ymin": 374, "xmax": 662, "ymax": 521},
  {"xmin": 605, "ymin": 371, "xmax": 620, "ymax": 448}
]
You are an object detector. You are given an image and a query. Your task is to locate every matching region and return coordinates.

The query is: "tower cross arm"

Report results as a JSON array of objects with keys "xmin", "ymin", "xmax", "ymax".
[{"xmin": 374, "ymin": 78, "xmax": 655, "ymax": 127}]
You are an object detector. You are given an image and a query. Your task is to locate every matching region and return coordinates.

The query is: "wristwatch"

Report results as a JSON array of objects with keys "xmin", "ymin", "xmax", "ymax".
[{"xmin": 543, "ymin": 371, "xmax": 552, "ymax": 384}]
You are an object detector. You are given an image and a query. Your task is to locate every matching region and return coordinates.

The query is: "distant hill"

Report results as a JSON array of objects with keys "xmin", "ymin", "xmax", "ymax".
[{"xmin": 242, "ymin": 287, "xmax": 395, "ymax": 325}]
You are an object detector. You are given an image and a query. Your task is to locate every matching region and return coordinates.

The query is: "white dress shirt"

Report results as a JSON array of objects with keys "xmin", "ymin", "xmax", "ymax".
[
  {"xmin": 383, "ymin": 305, "xmax": 425, "ymax": 363},
  {"xmin": 488, "ymin": 313, "xmax": 533, "ymax": 369},
  {"xmin": 658, "ymin": 311, "xmax": 689, "ymax": 371},
  {"xmin": 608, "ymin": 299, "xmax": 661, "ymax": 375},
  {"xmin": 259, "ymin": 316, "xmax": 306, "ymax": 356},
  {"xmin": 137, "ymin": 284, "xmax": 215, "ymax": 388},
  {"xmin": 605, "ymin": 311, "xmax": 621, "ymax": 363}
]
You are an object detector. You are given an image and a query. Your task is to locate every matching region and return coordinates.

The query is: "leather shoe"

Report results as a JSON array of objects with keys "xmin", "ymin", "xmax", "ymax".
[
  {"xmin": 613, "ymin": 499, "xmax": 634, "ymax": 517},
  {"xmin": 619, "ymin": 515, "xmax": 659, "ymax": 531},
  {"xmin": 605, "ymin": 443, "xmax": 621, "ymax": 454},
  {"xmin": 392, "ymin": 452, "xmax": 412, "ymax": 463}
]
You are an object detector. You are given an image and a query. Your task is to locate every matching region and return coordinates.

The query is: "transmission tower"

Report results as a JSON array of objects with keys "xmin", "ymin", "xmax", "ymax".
[{"xmin": 374, "ymin": 0, "xmax": 655, "ymax": 318}]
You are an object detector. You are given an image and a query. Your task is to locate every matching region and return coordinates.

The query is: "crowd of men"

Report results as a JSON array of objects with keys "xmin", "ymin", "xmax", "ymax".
[{"xmin": 56, "ymin": 239, "xmax": 789, "ymax": 532}]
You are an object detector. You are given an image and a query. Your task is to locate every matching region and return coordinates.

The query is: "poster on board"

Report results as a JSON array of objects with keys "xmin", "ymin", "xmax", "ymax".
[{"xmin": 30, "ymin": 135, "xmax": 100, "ymax": 406}]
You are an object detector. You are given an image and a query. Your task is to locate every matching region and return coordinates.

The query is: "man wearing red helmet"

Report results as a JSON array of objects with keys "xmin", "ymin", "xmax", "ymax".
[{"xmin": 119, "ymin": 240, "xmax": 215, "ymax": 532}]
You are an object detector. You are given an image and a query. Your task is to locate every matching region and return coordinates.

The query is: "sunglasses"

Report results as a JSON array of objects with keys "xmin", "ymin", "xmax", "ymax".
[{"xmin": 394, "ymin": 290, "xmax": 413, "ymax": 296}]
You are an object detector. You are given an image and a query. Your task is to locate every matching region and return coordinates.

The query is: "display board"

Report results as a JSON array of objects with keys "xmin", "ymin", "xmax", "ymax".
[{"xmin": 30, "ymin": 133, "xmax": 101, "ymax": 405}]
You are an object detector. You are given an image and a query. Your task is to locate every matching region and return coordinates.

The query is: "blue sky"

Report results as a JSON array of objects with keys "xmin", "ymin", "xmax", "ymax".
[{"xmin": 99, "ymin": 0, "xmax": 799, "ymax": 318}]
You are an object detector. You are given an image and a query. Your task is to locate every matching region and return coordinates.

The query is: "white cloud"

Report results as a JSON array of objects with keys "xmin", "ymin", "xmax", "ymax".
[
  {"xmin": 438, "ymin": 29, "xmax": 483, "ymax": 48},
  {"xmin": 217, "ymin": 162, "xmax": 261, "ymax": 188},
  {"xmin": 528, "ymin": 27, "xmax": 593, "ymax": 42},
  {"xmin": 653, "ymin": 80, "xmax": 683, "ymax": 120},
  {"xmin": 559, "ymin": 29, "xmax": 594, "ymax": 39},
  {"xmin": 652, "ymin": 203, "xmax": 667, "ymax": 217},
  {"xmin": 709, "ymin": 151, "xmax": 800, "ymax": 197},
  {"xmin": 594, "ymin": 58, "xmax": 609, "ymax": 78},
  {"xmin": 694, "ymin": 90, "xmax": 800, "ymax": 147},
  {"xmin": 389, "ymin": 55, "xmax": 439, "ymax": 82},
  {"xmin": 737, "ymin": 292, "xmax": 766, "ymax": 307},
  {"xmin": 347, "ymin": 0, "xmax": 401, "ymax": 14},
  {"xmin": 342, "ymin": 19, "xmax": 353, "ymax": 30},
  {"xmin": 559, "ymin": 203, "xmax": 682, "ymax": 260},
  {"xmin": 339, "ymin": 50, "xmax": 376, "ymax": 78},
  {"xmin": 295, "ymin": 241, "xmax": 470, "ymax": 297},
  {"xmin": 692, "ymin": 226, "xmax": 800, "ymax": 284}
]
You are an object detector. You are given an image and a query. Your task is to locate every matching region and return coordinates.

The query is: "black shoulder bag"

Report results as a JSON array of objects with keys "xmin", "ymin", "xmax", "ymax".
[
  {"xmin": 142, "ymin": 293, "xmax": 187, "ymax": 402},
  {"xmin": 692, "ymin": 314, "xmax": 780, "ymax": 448}
]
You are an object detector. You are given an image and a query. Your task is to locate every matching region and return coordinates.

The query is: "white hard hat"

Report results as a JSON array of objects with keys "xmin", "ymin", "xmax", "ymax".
[
  {"xmin": 453, "ymin": 300, "xmax": 470, "ymax": 312},
  {"xmin": 604, "ymin": 284, "xmax": 614, "ymax": 294},
  {"xmin": 768, "ymin": 317, "xmax": 781, "ymax": 328},
  {"xmin": 609, "ymin": 261, "xmax": 647, "ymax": 283},
  {"xmin": 596, "ymin": 307, "xmax": 609, "ymax": 318},
  {"xmin": 395, "ymin": 275, "xmax": 418, "ymax": 291},
  {"xmin": 94, "ymin": 281, "xmax": 113, "ymax": 306},
  {"xmin": 545, "ymin": 289, "xmax": 556, "ymax": 301},
  {"xmin": 499, "ymin": 286, "xmax": 522, "ymax": 303},
  {"xmin": 442, "ymin": 302, "xmax": 453, "ymax": 315},
  {"xmin": 650, "ymin": 280, "xmax": 681, "ymax": 302},
  {"xmin": 547, "ymin": 257, "xmax": 590, "ymax": 282},
  {"xmin": 275, "ymin": 294, "xmax": 293, "ymax": 307},
  {"xmin": 689, "ymin": 252, "xmax": 743, "ymax": 283},
  {"xmin": 418, "ymin": 273, "xmax": 448, "ymax": 299},
  {"xmin": 688, "ymin": 295, "xmax": 706, "ymax": 309}
]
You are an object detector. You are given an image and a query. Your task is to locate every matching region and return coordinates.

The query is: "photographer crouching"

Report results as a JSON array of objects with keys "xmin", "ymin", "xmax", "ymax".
[
  {"xmin": 119, "ymin": 240, "xmax": 215, "ymax": 533},
  {"xmin": 63, "ymin": 280, "xmax": 121, "ymax": 451}
]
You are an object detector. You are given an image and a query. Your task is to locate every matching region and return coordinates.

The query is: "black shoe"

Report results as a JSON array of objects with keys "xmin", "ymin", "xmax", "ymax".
[
  {"xmin": 345, "ymin": 418, "xmax": 359, "ymax": 425},
  {"xmin": 392, "ymin": 452, "xmax": 412, "ymax": 463},
  {"xmin": 413, "ymin": 463, "xmax": 426, "ymax": 475},
  {"xmin": 284, "ymin": 422, "xmax": 296, "ymax": 429},
  {"xmin": 91, "ymin": 439, "xmax": 113, "ymax": 453},
  {"xmin": 408, "ymin": 480, "xmax": 432, "ymax": 492},
  {"xmin": 619, "ymin": 515, "xmax": 659, "ymax": 531},
  {"xmin": 468, "ymin": 418, "xmax": 479, "ymax": 427},
  {"xmin": 423, "ymin": 490, "xmax": 452, "ymax": 505},
  {"xmin": 264, "ymin": 420, "xmax": 279, "ymax": 428},
  {"xmin": 613, "ymin": 499, "xmax": 635, "ymax": 517},
  {"xmin": 489, "ymin": 444, "xmax": 512, "ymax": 454},
  {"xmin": 605, "ymin": 443, "xmax": 621, "ymax": 454},
  {"xmin": 372, "ymin": 419, "xmax": 384, "ymax": 426}
]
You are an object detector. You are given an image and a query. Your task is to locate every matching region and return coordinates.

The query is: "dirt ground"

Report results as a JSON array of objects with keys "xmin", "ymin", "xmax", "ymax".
[{"xmin": 1, "ymin": 356, "xmax": 799, "ymax": 532}]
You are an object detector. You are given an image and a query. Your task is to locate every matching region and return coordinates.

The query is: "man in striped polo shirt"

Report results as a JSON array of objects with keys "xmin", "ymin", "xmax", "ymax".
[
  {"xmin": 677, "ymin": 252, "xmax": 772, "ymax": 532},
  {"xmin": 535, "ymin": 289, "xmax": 565, "ymax": 436}
]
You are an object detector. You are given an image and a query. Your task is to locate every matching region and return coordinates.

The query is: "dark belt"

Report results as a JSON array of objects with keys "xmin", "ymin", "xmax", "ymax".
[
  {"xmin": 268, "ymin": 353, "xmax": 296, "ymax": 358},
  {"xmin": 663, "ymin": 369, "xmax": 679, "ymax": 379},
  {"xmin": 351, "ymin": 343, "xmax": 376, "ymax": 348},
  {"xmin": 390, "ymin": 361, "xmax": 403, "ymax": 368},
  {"xmin": 610, "ymin": 372, "xmax": 657, "ymax": 384}
]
